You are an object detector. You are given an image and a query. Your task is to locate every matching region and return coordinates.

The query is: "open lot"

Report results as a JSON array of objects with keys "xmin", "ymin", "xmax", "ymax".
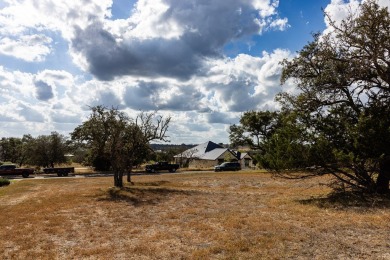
[{"xmin": 1, "ymin": 171, "xmax": 389, "ymax": 259}]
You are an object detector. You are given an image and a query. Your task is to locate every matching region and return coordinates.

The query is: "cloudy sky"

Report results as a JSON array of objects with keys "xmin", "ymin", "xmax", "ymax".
[{"xmin": 0, "ymin": 0, "xmax": 388, "ymax": 144}]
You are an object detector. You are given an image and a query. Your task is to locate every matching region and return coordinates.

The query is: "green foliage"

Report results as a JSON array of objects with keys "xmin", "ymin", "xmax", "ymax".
[
  {"xmin": 0, "ymin": 178, "xmax": 10, "ymax": 187},
  {"xmin": 71, "ymin": 106, "xmax": 171, "ymax": 187},
  {"xmin": 0, "ymin": 135, "xmax": 32, "ymax": 166},
  {"xmin": 229, "ymin": 110, "xmax": 278, "ymax": 151},
  {"xmin": 0, "ymin": 133, "xmax": 69, "ymax": 168},
  {"xmin": 26, "ymin": 132, "xmax": 70, "ymax": 168},
  {"xmin": 277, "ymin": 0, "xmax": 390, "ymax": 193},
  {"xmin": 153, "ymin": 148, "xmax": 179, "ymax": 163},
  {"xmin": 233, "ymin": 1, "xmax": 390, "ymax": 194}
]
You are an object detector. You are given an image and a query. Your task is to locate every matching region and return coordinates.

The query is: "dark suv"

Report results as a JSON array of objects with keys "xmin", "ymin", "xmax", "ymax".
[{"xmin": 214, "ymin": 162, "xmax": 241, "ymax": 172}]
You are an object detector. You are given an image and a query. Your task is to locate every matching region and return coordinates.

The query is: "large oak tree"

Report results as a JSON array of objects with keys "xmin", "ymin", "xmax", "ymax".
[{"xmin": 279, "ymin": 0, "xmax": 390, "ymax": 193}]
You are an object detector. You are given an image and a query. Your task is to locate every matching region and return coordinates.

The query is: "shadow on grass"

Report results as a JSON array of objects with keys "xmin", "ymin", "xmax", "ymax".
[
  {"xmin": 98, "ymin": 181, "xmax": 200, "ymax": 207},
  {"xmin": 299, "ymin": 191, "xmax": 390, "ymax": 210}
]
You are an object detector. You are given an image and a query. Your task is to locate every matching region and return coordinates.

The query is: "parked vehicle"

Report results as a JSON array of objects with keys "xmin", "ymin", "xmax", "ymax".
[
  {"xmin": 43, "ymin": 167, "xmax": 75, "ymax": 177},
  {"xmin": 0, "ymin": 164, "xmax": 34, "ymax": 178},
  {"xmin": 145, "ymin": 161, "xmax": 179, "ymax": 173},
  {"xmin": 214, "ymin": 162, "xmax": 241, "ymax": 172}
]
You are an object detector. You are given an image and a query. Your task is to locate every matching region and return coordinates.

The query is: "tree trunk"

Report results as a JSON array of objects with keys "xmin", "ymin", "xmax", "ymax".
[
  {"xmin": 377, "ymin": 158, "xmax": 390, "ymax": 194},
  {"xmin": 114, "ymin": 171, "xmax": 123, "ymax": 188}
]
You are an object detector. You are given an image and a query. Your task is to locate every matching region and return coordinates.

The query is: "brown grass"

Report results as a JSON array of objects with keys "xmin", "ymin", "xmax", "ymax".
[{"xmin": 1, "ymin": 171, "xmax": 390, "ymax": 259}]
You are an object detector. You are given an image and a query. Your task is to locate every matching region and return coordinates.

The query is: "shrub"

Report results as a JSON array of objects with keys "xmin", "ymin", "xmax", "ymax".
[{"xmin": 0, "ymin": 178, "xmax": 10, "ymax": 187}]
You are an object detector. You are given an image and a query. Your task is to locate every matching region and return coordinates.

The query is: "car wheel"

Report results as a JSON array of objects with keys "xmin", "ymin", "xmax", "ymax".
[{"xmin": 22, "ymin": 172, "xmax": 29, "ymax": 178}]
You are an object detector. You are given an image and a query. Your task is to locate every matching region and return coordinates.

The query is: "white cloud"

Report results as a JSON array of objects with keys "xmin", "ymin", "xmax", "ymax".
[
  {"xmin": 70, "ymin": 0, "xmax": 289, "ymax": 80},
  {"xmin": 377, "ymin": 0, "xmax": 390, "ymax": 9},
  {"xmin": 0, "ymin": 66, "xmax": 35, "ymax": 99},
  {"xmin": 0, "ymin": 34, "xmax": 52, "ymax": 62},
  {"xmin": 324, "ymin": 0, "xmax": 360, "ymax": 29},
  {"xmin": 0, "ymin": 0, "xmax": 112, "ymax": 37},
  {"xmin": 0, "ymin": 0, "xmax": 114, "ymax": 66},
  {"xmin": 123, "ymin": 0, "xmax": 182, "ymax": 40},
  {"xmin": 204, "ymin": 49, "xmax": 292, "ymax": 112},
  {"xmin": 322, "ymin": 0, "xmax": 389, "ymax": 33},
  {"xmin": 0, "ymin": 0, "xmax": 294, "ymax": 144},
  {"xmin": 269, "ymin": 17, "xmax": 290, "ymax": 31}
]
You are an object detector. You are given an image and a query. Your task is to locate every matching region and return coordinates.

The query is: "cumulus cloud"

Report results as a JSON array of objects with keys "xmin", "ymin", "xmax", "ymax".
[
  {"xmin": 33, "ymin": 70, "xmax": 75, "ymax": 101},
  {"xmin": 70, "ymin": 0, "xmax": 288, "ymax": 80},
  {"xmin": 0, "ymin": 34, "xmax": 52, "ymax": 62},
  {"xmin": 34, "ymin": 80, "xmax": 54, "ymax": 101},
  {"xmin": 51, "ymin": 112, "xmax": 81, "ymax": 124},
  {"xmin": 0, "ymin": 0, "xmax": 112, "ymax": 38},
  {"xmin": 0, "ymin": 67, "xmax": 82, "ymax": 137},
  {"xmin": 19, "ymin": 103, "xmax": 45, "ymax": 122},
  {"xmin": 0, "ymin": 0, "xmax": 297, "ymax": 144},
  {"xmin": 269, "ymin": 17, "xmax": 290, "ymax": 31},
  {"xmin": 204, "ymin": 49, "xmax": 291, "ymax": 112},
  {"xmin": 72, "ymin": 22, "xmax": 207, "ymax": 80},
  {"xmin": 0, "ymin": 66, "xmax": 35, "ymax": 99},
  {"xmin": 322, "ymin": 0, "xmax": 389, "ymax": 34},
  {"xmin": 206, "ymin": 111, "xmax": 239, "ymax": 125},
  {"xmin": 324, "ymin": 0, "xmax": 360, "ymax": 29}
]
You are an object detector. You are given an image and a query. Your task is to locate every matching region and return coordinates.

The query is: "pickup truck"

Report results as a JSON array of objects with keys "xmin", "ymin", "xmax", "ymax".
[
  {"xmin": 0, "ymin": 164, "xmax": 35, "ymax": 178},
  {"xmin": 145, "ymin": 162, "xmax": 179, "ymax": 173},
  {"xmin": 43, "ymin": 167, "xmax": 75, "ymax": 177}
]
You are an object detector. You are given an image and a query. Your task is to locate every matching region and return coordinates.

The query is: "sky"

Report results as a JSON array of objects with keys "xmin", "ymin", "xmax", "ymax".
[{"xmin": 0, "ymin": 0, "xmax": 389, "ymax": 144}]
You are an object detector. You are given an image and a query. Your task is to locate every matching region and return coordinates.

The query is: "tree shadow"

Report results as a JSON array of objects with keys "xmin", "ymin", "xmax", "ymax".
[
  {"xmin": 97, "ymin": 181, "xmax": 200, "ymax": 207},
  {"xmin": 298, "ymin": 191, "xmax": 390, "ymax": 211}
]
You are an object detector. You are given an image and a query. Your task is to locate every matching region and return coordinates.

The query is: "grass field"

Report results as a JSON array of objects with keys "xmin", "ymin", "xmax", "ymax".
[{"xmin": 1, "ymin": 171, "xmax": 389, "ymax": 259}]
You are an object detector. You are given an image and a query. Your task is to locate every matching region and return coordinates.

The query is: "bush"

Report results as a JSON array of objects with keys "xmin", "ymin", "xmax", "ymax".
[{"xmin": 0, "ymin": 177, "xmax": 10, "ymax": 187}]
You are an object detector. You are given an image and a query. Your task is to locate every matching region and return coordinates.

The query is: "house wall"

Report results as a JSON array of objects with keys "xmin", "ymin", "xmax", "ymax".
[
  {"xmin": 189, "ymin": 159, "xmax": 219, "ymax": 169},
  {"xmin": 189, "ymin": 151, "xmax": 234, "ymax": 169},
  {"xmin": 239, "ymin": 155, "xmax": 254, "ymax": 169}
]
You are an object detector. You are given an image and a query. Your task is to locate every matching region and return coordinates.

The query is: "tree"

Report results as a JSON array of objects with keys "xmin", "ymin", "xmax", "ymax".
[
  {"xmin": 229, "ymin": 110, "xmax": 278, "ymax": 151},
  {"xmin": 71, "ymin": 106, "xmax": 171, "ymax": 187},
  {"xmin": 154, "ymin": 148, "xmax": 179, "ymax": 164},
  {"xmin": 0, "ymin": 137, "xmax": 23, "ymax": 164},
  {"xmin": 279, "ymin": 0, "xmax": 390, "ymax": 193},
  {"xmin": 27, "ymin": 132, "xmax": 69, "ymax": 168}
]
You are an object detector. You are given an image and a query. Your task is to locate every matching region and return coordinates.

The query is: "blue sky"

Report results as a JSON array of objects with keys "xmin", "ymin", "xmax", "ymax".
[{"xmin": 0, "ymin": 0, "xmax": 386, "ymax": 144}]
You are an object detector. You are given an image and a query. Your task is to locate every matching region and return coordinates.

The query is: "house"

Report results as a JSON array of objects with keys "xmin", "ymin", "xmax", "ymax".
[
  {"xmin": 174, "ymin": 141, "xmax": 254, "ymax": 169},
  {"xmin": 237, "ymin": 152, "xmax": 253, "ymax": 169}
]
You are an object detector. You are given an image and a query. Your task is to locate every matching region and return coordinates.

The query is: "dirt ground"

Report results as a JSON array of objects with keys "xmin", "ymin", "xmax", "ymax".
[{"xmin": 0, "ymin": 171, "xmax": 389, "ymax": 259}]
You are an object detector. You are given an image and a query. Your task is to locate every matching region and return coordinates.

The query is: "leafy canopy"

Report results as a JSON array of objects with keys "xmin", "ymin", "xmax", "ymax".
[{"xmin": 72, "ymin": 106, "xmax": 171, "ymax": 187}]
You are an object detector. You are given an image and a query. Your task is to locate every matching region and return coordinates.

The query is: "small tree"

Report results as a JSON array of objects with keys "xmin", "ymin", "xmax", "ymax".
[
  {"xmin": 229, "ymin": 111, "xmax": 279, "ymax": 151},
  {"xmin": 71, "ymin": 106, "xmax": 171, "ymax": 187},
  {"xmin": 229, "ymin": 110, "xmax": 279, "ymax": 168}
]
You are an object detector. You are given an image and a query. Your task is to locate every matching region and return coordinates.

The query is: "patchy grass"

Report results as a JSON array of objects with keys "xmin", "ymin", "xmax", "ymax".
[
  {"xmin": 0, "ymin": 171, "xmax": 389, "ymax": 259},
  {"xmin": 0, "ymin": 177, "xmax": 10, "ymax": 187}
]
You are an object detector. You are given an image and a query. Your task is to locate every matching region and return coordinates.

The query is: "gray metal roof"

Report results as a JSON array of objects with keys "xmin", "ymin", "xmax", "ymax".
[
  {"xmin": 199, "ymin": 148, "xmax": 229, "ymax": 160},
  {"xmin": 174, "ymin": 141, "xmax": 241, "ymax": 161},
  {"xmin": 174, "ymin": 141, "xmax": 223, "ymax": 158}
]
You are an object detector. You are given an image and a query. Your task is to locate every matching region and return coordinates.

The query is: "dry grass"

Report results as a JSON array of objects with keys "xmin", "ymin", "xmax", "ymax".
[{"xmin": 1, "ymin": 171, "xmax": 390, "ymax": 259}]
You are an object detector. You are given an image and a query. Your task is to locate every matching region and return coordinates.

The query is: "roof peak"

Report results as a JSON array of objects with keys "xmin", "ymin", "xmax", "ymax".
[{"xmin": 202, "ymin": 141, "xmax": 223, "ymax": 153}]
